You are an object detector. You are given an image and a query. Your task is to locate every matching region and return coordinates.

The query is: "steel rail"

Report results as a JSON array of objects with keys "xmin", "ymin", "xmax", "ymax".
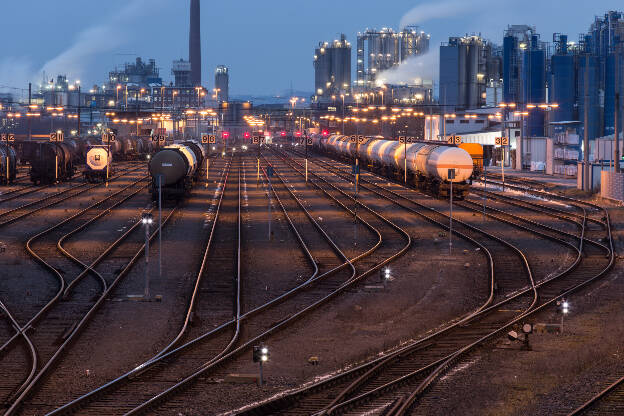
[
  {"xmin": 4, "ymin": 205, "xmax": 179, "ymax": 416},
  {"xmin": 120, "ymin": 149, "xmax": 412, "ymax": 415}
]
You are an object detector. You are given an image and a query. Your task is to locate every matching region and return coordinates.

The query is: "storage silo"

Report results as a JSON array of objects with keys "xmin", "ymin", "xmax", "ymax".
[
  {"xmin": 577, "ymin": 54, "xmax": 601, "ymax": 140},
  {"xmin": 523, "ymin": 35, "xmax": 546, "ymax": 136},
  {"xmin": 550, "ymin": 34, "xmax": 576, "ymax": 122},
  {"xmin": 604, "ymin": 51, "xmax": 624, "ymax": 136}
]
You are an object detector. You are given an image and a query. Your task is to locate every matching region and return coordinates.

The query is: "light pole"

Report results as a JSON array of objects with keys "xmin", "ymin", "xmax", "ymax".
[
  {"xmin": 341, "ymin": 94, "xmax": 345, "ymax": 135},
  {"xmin": 172, "ymin": 90, "xmax": 178, "ymax": 139},
  {"xmin": 116, "ymin": 85, "xmax": 122, "ymax": 109},
  {"xmin": 141, "ymin": 212, "xmax": 154, "ymax": 299},
  {"xmin": 76, "ymin": 81, "xmax": 81, "ymax": 136}
]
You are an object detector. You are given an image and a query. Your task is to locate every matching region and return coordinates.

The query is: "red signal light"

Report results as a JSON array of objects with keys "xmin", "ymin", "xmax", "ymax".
[
  {"xmin": 244, "ymin": 132, "xmax": 251, "ymax": 139},
  {"xmin": 222, "ymin": 131, "xmax": 230, "ymax": 139},
  {"xmin": 280, "ymin": 131, "xmax": 287, "ymax": 137},
  {"xmin": 295, "ymin": 131, "xmax": 302, "ymax": 137},
  {"xmin": 322, "ymin": 130, "xmax": 329, "ymax": 136}
]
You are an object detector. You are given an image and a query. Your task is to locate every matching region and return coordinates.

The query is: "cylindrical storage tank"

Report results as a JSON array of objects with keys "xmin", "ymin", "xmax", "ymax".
[
  {"xmin": 0, "ymin": 145, "xmax": 17, "ymax": 182},
  {"xmin": 141, "ymin": 138, "xmax": 154, "ymax": 154},
  {"xmin": 550, "ymin": 54, "xmax": 575, "ymax": 122},
  {"xmin": 578, "ymin": 55, "xmax": 601, "ymax": 140},
  {"xmin": 149, "ymin": 148, "xmax": 190, "ymax": 186},
  {"xmin": 56, "ymin": 143, "xmax": 74, "ymax": 168},
  {"xmin": 523, "ymin": 47, "xmax": 546, "ymax": 136},
  {"xmin": 135, "ymin": 138, "xmax": 145, "ymax": 155},
  {"xmin": 604, "ymin": 52, "xmax": 624, "ymax": 136},
  {"xmin": 421, "ymin": 146, "xmax": 474, "ymax": 182},
  {"xmin": 182, "ymin": 141, "xmax": 204, "ymax": 169},
  {"xmin": 86, "ymin": 147, "xmax": 112, "ymax": 171}
]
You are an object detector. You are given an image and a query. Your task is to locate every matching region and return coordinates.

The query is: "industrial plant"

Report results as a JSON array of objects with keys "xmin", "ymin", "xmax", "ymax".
[{"xmin": 2, "ymin": 3, "xmax": 624, "ymax": 416}]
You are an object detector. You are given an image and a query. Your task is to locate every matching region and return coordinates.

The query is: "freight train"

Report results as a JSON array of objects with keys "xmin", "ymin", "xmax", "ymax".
[
  {"xmin": 147, "ymin": 140, "xmax": 205, "ymax": 200},
  {"xmin": 20, "ymin": 141, "xmax": 77, "ymax": 184},
  {"xmin": 309, "ymin": 134, "xmax": 474, "ymax": 198},
  {"xmin": 0, "ymin": 144, "xmax": 17, "ymax": 184},
  {"xmin": 11, "ymin": 135, "xmax": 154, "ymax": 185}
]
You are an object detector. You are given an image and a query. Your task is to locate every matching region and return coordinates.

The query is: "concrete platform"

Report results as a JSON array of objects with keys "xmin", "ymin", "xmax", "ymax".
[{"xmin": 483, "ymin": 166, "xmax": 577, "ymax": 190}]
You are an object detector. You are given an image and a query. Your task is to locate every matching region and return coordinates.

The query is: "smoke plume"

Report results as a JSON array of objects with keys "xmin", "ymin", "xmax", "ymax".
[
  {"xmin": 374, "ymin": 49, "xmax": 439, "ymax": 86},
  {"xmin": 39, "ymin": 0, "xmax": 161, "ymax": 83},
  {"xmin": 399, "ymin": 0, "xmax": 490, "ymax": 29}
]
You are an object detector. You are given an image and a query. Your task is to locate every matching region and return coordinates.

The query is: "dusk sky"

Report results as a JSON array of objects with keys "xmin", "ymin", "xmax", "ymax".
[{"xmin": 1, "ymin": 0, "xmax": 622, "ymax": 97}]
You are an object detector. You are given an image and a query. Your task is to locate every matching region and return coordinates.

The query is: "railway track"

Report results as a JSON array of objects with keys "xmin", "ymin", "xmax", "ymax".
[
  {"xmin": 47, "ymin": 150, "xmax": 411, "ymax": 415},
  {"xmin": 0, "ymin": 184, "xmax": 45, "ymax": 204},
  {"xmin": 235, "ymin": 149, "xmax": 613, "ymax": 416},
  {"xmin": 0, "ymin": 166, "xmax": 181, "ymax": 415},
  {"xmin": 0, "ymin": 162, "xmax": 144, "ymax": 228},
  {"xmin": 568, "ymin": 375, "xmax": 624, "ymax": 415}
]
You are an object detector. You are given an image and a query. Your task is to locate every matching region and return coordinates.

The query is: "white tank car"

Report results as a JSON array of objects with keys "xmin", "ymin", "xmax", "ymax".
[
  {"xmin": 84, "ymin": 146, "xmax": 113, "ymax": 182},
  {"xmin": 167, "ymin": 144, "xmax": 198, "ymax": 177}
]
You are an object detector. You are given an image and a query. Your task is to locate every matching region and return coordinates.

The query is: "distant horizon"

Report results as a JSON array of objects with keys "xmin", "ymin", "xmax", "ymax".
[{"xmin": 0, "ymin": 0, "xmax": 622, "ymax": 97}]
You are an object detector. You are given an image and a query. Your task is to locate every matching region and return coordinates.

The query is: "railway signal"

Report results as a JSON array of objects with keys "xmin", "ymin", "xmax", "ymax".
[
  {"xmin": 253, "ymin": 345, "xmax": 270, "ymax": 386},
  {"xmin": 141, "ymin": 212, "xmax": 154, "ymax": 299},
  {"xmin": 557, "ymin": 299, "xmax": 570, "ymax": 333}
]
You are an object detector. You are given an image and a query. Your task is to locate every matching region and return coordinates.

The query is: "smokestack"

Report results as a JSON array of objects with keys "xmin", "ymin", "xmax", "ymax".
[{"xmin": 189, "ymin": 0, "xmax": 201, "ymax": 86}]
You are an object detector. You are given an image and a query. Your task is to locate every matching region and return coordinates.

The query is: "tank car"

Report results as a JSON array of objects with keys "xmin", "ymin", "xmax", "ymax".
[
  {"xmin": 182, "ymin": 140, "xmax": 205, "ymax": 175},
  {"xmin": 0, "ymin": 144, "xmax": 17, "ymax": 184},
  {"xmin": 148, "ymin": 143, "xmax": 200, "ymax": 200},
  {"xmin": 312, "ymin": 134, "xmax": 473, "ymax": 198},
  {"xmin": 84, "ymin": 146, "xmax": 113, "ymax": 183},
  {"xmin": 21, "ymin": 141, "xmax": 76, "ymax": 184}
]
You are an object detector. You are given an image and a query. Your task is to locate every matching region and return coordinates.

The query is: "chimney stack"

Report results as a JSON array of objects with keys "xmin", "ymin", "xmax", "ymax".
[{"xmin": 189, "ymin": 0, "xmax": 201, "ymax": 86}]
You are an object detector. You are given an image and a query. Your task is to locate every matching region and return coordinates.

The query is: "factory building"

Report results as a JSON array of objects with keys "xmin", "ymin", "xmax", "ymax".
[
  {"xmin": 549, "ymin": 34, "xmax": 576, "ymax": 123},
  {"xmin": 313, "ymin": 34, "xmax": 351, "ymax": 100},
  {"xmin": 503, "ymin": 25, "xmax": 536, "ymax": 104},
  {"xmin": 439, "ymin": 35, "xmax": 502, "ymax": 110},
  {"xmin": 586, "ymin": 11, "xmax": 624, "ymax": 137},
  {"xmin": 172, "ymin": 59, "xmax": 192, "ymax": 87},
  {"xmin": 522, "ymin": 33, "xmax": 547, "ymax": 137},
  {"xmin": 215, "ymin": 65, "xmax": 229, "ymax": 102},
  {"xmin": 108, "ymin": 57, "xmax": 162, "ymax": 89},
  {"xmin": 356, "ymin": 27, "xmax": 429, "ymax": 88}
]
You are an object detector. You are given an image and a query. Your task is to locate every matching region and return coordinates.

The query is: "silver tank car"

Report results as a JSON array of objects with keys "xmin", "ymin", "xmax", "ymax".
[
  {"xmin": 312, "ymin": 134, "xmax": 473, "ymax": 198},
  {"xmin": 84, "ymin": 146, "xmax": 113, "ymax": 183}
]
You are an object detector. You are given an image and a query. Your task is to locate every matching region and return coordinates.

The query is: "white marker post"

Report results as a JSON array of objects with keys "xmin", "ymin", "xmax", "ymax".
[{"xmin": 448, "ymin": 168, "xmax": 455, "ymax": 255}]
